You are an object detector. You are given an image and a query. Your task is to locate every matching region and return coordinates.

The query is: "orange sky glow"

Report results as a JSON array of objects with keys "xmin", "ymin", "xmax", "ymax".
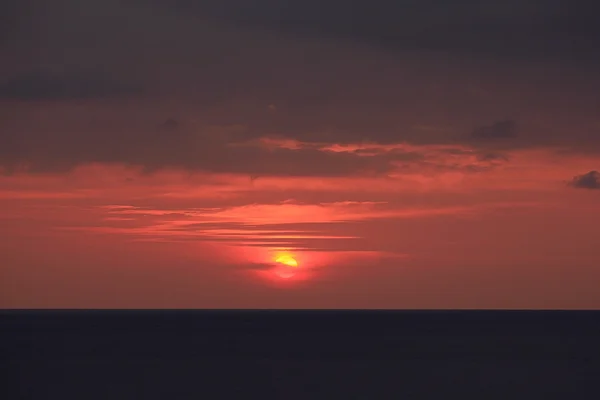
[
  {"xmin": 2, "ymin": 144, "xmax": 600, "ymax": 308},
  {"xmin": 2, "ymin": 0, "xmax": 600, "ymax": 308}
]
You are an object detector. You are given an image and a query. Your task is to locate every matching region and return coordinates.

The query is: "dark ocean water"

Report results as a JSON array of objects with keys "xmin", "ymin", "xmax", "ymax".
[{"xmin": 2, "ymin": 310, "xmax": 599, "ymax": 399}]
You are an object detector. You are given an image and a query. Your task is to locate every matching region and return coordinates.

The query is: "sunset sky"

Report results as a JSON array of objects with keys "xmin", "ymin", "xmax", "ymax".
[{"xmin": 1, "ymin": 0, "xmax": 599, "ymax": 308}]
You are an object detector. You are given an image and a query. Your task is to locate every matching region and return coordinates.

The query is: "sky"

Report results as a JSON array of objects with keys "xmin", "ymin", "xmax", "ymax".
[{"xmin": 1, "ymin": 0, "xmax": 600, "ymax": 308}]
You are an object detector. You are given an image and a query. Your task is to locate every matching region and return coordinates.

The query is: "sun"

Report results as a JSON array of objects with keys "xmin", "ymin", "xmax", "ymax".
[
  {"xmin": 273, "ymin": 253, "xmax": 299, "ymax": 279},
  {"xmin": 275, "ymin": 254, "xmax": 298, "ymax": 267}
]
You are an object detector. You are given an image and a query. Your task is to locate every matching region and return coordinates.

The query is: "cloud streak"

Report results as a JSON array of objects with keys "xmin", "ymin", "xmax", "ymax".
[
  {"xmin": 0, "ymin": 120, "xmax": 516, "ymax": 177},
  {"xmin": 48, "ymin": 200, "xmax": 543, "ymax": 255}
]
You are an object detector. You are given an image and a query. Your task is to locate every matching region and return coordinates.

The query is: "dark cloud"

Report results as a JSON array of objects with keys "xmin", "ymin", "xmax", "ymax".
[
  {"xmin": 0, "ymin": 71, "xmax": 142, "ymax": 101},
  {"xmin": 150, "ymin": 0, "xmax": 600, "ymax": 62},
  {"xmin": 0, "ymin": 112, "xmax": 511, "ymax": 177},
  {"xmin": 471, "ymin": 120, "xmax": 517, "ymax": 140},
  {"xmin": 1, "ymin": 0, "xmax": 599, "ymax": 169},
  {"xmin": 569, "ymin": 171, "xmax": 600, "ymax": 190},
  {"xmin": 0, "ymin": 117, "xmax": 408, "ymax": 176}
]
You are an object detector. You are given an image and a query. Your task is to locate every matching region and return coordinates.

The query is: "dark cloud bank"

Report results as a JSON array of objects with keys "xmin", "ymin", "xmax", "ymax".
[
  {"xmin": 149, "ymin": 0, "xmax": 600, "ymax": 62},
  {"xmin": 1, "ymin": 0, "xmax": 599, "ymax": 179},
  {"xmin": 0, "ymin": 116, "xmax": 492, "ymax": 177}
]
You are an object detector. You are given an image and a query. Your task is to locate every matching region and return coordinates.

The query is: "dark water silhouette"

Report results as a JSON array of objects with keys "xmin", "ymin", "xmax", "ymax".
[{"xmin": 2, "ymin": 310, "xmax": 599, "ymax": 399}]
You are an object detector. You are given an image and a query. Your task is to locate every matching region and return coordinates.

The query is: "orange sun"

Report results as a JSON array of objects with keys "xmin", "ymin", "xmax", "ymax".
[
  {"xmin": 273, "ymin": 253, "xmax": 299, "ymax": 279},
  {"xmin": 275, "ymin": 254, "xmax": 298, "ymax": 267}
]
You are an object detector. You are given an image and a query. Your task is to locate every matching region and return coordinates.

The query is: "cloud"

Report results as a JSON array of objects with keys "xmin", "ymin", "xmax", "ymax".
[
  {"xmin": 0, "ymin": 71, "xmax": 142, "ymax": 101},
  {"xmin": 2, "ymin": 0, "xmax": 599, "ymax": 177},
  {"xmin": 471, "ymin": 120, "xmax": 517, "ymax": 140},
  {"xmin": 569, "ymin": 171, "xmax": 600, "ymax": 190},
  {"xmin": 243, "ymin": 138, "xmax": 511, "ymax": 175},
  {"xmin": 0, "ymin": 112, "xmax": 520, "ymax": 180},
  {"xmin": 0, "ymin": 119, "xmax": 403, "ymax": 175},
  {"xmin": 150, "ymin": 0, "xmax": 599, "ymax": 62},
  {"xmin": 4, "ymin": 116, "xmax": 502, "ymax": 177}
]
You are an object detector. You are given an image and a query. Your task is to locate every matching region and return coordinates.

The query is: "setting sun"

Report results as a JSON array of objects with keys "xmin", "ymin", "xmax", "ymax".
[
  {"xmin": 272, "ymin": 253, "xmax": 299, "ymax": 279},
  {"xmin": 275, "ymin": 254, "xmax": 298, "ymax": 267}
]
